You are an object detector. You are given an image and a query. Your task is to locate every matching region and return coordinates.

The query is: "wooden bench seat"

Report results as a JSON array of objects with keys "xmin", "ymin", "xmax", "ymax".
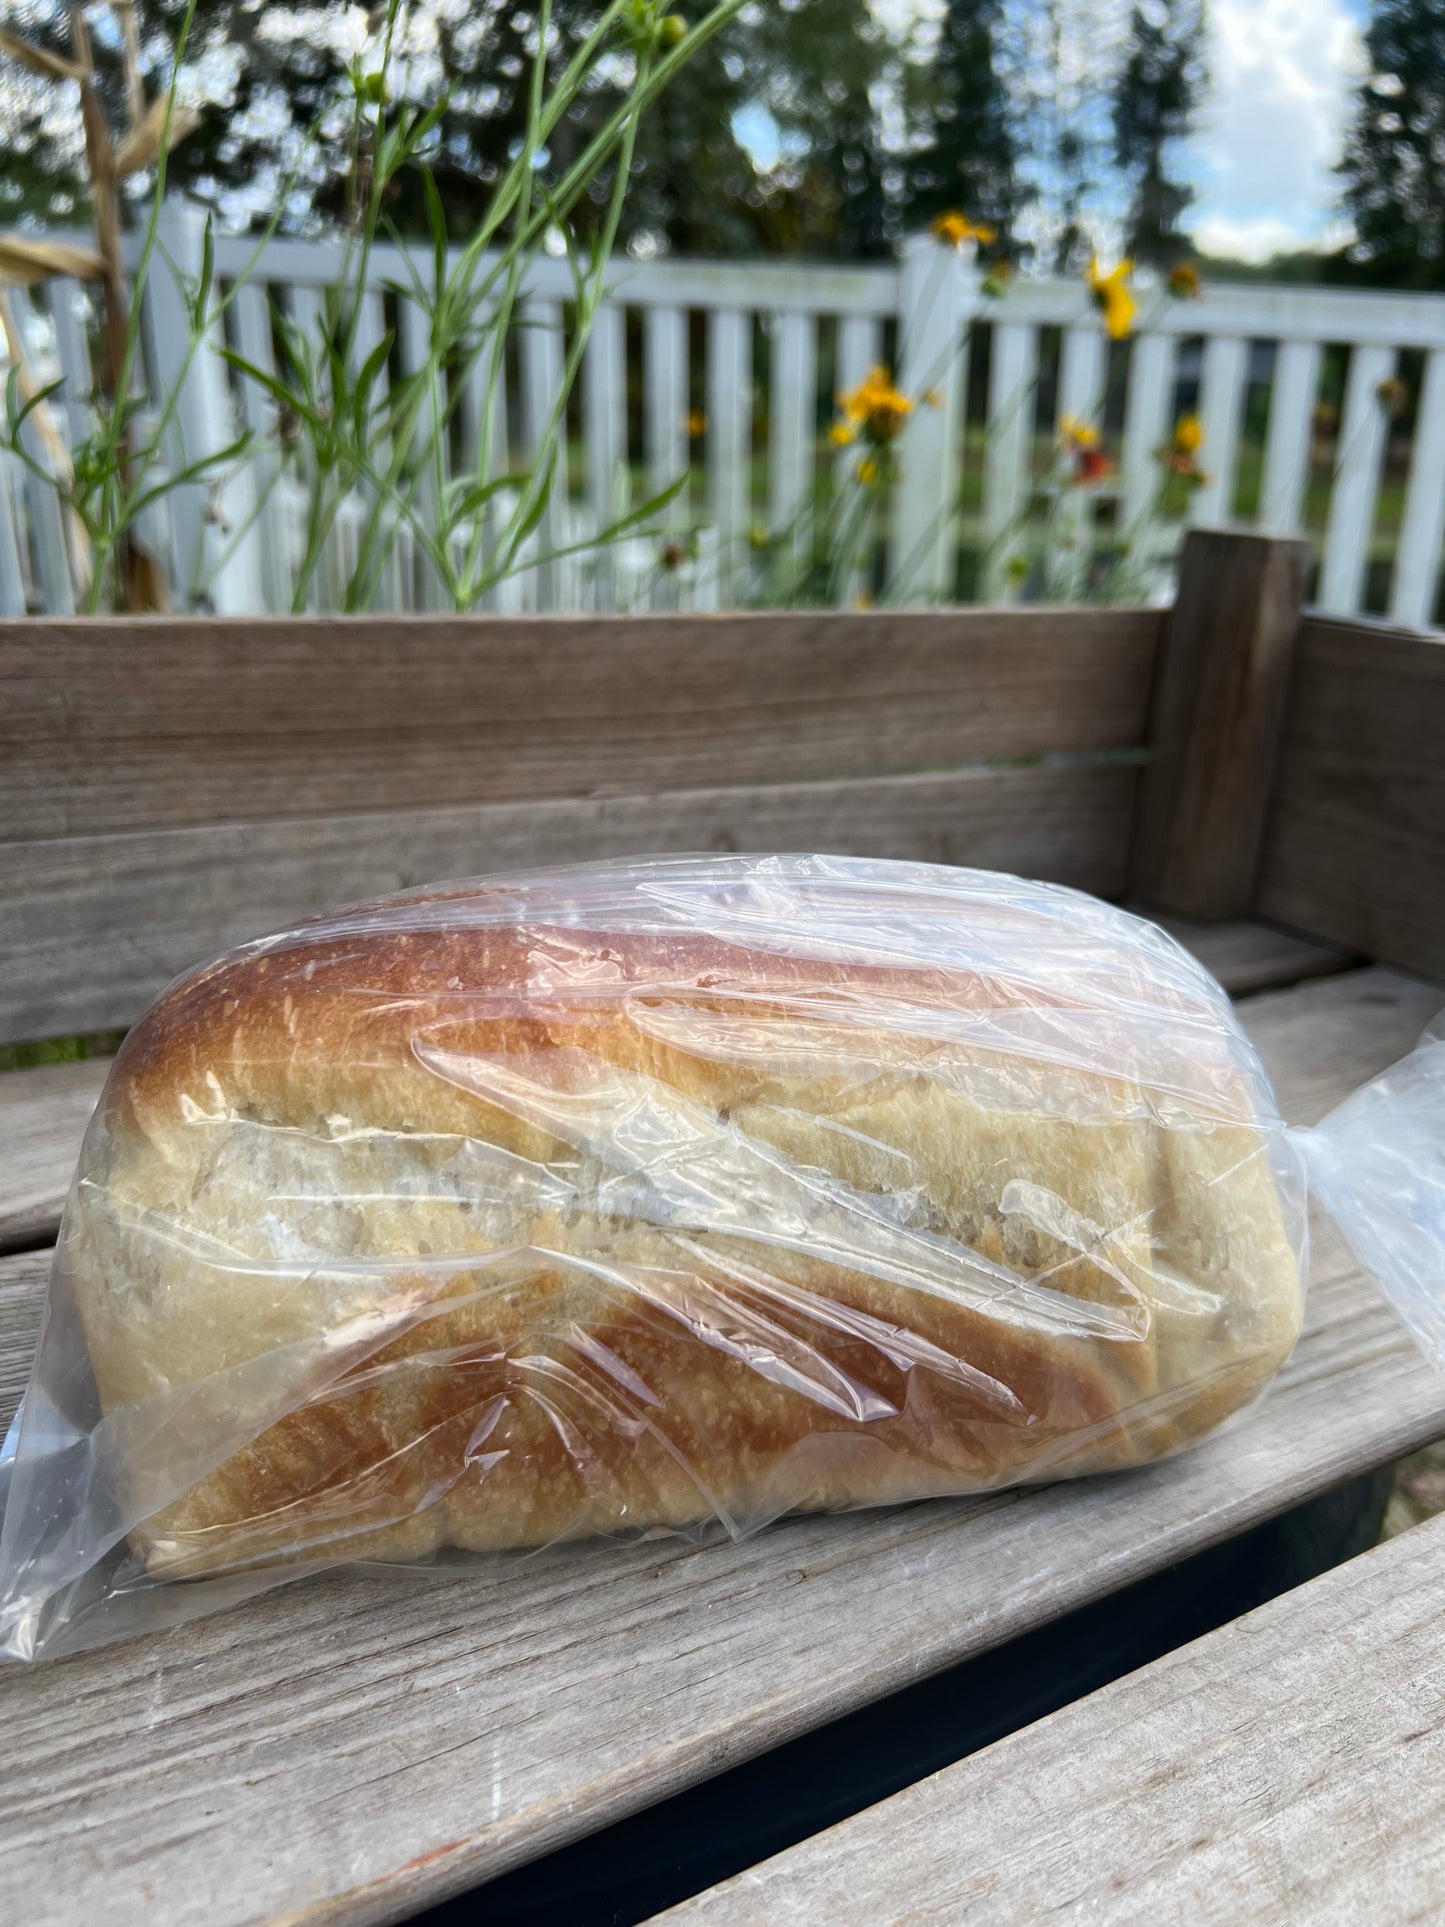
[
  {"xmin": 0, "ymin": 961, "xmax": 1438, "ymax": 1927},
  {"xmin": 1, "ymin": 561, "xmax": 1439, "ymax": 1922},
  {"xmin": 654, "ymin": 1484, "xmax": 1445, "ymax": 1925}
]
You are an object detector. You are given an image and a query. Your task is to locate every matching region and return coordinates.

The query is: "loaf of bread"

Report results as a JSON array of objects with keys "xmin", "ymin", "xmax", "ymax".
[{"xmin": 64, "ymin": 856, "xmax": 1304, "ymax": 1580}]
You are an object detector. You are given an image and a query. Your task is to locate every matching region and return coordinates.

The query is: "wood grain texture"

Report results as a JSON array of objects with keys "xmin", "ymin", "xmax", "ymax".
[
  {"xmin": 0, "ymin": 761, "xmax": 1137, "ymax": 1044},
  {"xmin": 1152, "ymin": 913, "xmax": 1356, "ymax": 997},
  {"xmin": 0, "ymin": 1250, "xmax": 47, "ymax": 1435},
  {"xmin": 1254, "ymin": 616, "xmax": 1445, "ymax": 982},
  {"xmin": 0, "ymin": 610, "xmax": 1162, "ymax": 839},
  {"xmin": 0, "ymin": 968, "xmax": 1438, "ymax": 1927},
  {"xmin": 1132, "ymin": 530, "xmax": 1310, "ymax": 920},
  {"xmin": 0, "ymin": 1059, "xmax": 108, "ymax": 1253},
  {"xmin": 656, "ymin": 1507, "xmax": 1445, "ymax": 1927}
]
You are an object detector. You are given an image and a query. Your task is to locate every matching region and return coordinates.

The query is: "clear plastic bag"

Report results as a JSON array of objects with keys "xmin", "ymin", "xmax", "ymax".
[{"xmin": 0, "ymin": 855, "xmax": 1438, "ymax": 1662}]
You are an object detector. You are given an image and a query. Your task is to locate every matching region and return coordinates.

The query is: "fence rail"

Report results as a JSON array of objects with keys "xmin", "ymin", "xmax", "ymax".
[{"xmin": 4, "ymin": 205, "xmax": 1445, "ymax": 627}]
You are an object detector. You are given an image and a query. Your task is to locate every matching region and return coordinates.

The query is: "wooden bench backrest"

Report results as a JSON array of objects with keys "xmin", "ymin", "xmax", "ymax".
[
  {"xmin": 1254, "ymin": 614, "xmax": 1445, "ymax": 980},
  {"xmin": 4, "ymin": 538, "xmax": 1442, "ymax": 1052},
  {"xmin": 0, "ymin": 608, "xmax": 1160, "ymax": 1045}
]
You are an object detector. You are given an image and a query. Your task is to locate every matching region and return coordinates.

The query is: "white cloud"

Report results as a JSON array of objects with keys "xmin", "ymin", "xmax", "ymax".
[
  {"xmin": 1187, "ymin": 0, "xmax": 1365, "ymax": 256},
  {"xmin": 1191, "ymin": 213, "xmax": 1314, "ymax": 263}
]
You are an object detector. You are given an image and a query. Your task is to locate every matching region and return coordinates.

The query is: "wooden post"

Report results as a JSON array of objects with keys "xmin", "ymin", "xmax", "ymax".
[{"xmin": 1131, "ymin": 527, "xmax": 1310, "ymax": 920}]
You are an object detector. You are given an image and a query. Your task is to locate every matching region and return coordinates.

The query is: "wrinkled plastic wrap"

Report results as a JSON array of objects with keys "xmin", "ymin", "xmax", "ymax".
[{"xmin": 1, "ymin": 855, "xmax": 1439, "ymax": 1661}]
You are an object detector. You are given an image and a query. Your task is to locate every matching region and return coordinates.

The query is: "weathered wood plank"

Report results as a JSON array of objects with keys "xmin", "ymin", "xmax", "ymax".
[
  {"xmin": 0, "ymin": 761, "xmax": 1137, "ymax": 1044},
  {"xmin": 0, "ymin": 611, "xmax": 1162, "ymax": 839},
  {"xmin": 0, "ymin": 1058, "xmax": 108, "ymax": 1253},
  {"xmin": 1254, "ymin": 615, "xmax": 1445, "ymax": 982},
  {"xmin": 0, "ymin": 1249, "xmax": 47, "ymax": 1435},
  {"xmin": 0, "ymin": 969, "xmax": 1437, "ymax": 1927},
  {"xmin": 1151, "ymin": 913, "xmax": 1356, "ymax": 997},
  {"xmin": 657, "ymin": 1506, "xmax": 1445, "ymax": 1926},
  {"xmin": 1132, "ymin": 529, "xmax": 1311, "ymax": 920}
]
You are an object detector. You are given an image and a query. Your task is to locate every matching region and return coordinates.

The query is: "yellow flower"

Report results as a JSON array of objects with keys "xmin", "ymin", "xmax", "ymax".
[
  {"xmin": 1173, "ymin": 414, "xmax": 1204, "ymax": 455},
  {"xmin": 856, "ymin": 456, "xmax": 880, "ymax": 485},
  {"xmin": 1060, "ymin": 415, "xmax": 1099, "ymax": 451},
  {"xmin": 1086, "ymin": 255, "xmax": 1136, "ymax": 340},
  {"xmin": 1376, "ymin": 376, "xmax": 1409, "ymax": 419},
  {"xmin": 839, "ymin": 365, "xmax": 913, "ymax": 443},
  {"xmin": 828, "ymin": 420, "xmax": 855, "ymax": 447},
  {"xmin": 1167, "ymin": 262, "xmax": 1202, "ymax": 299},
  {"xmin": 930, "ymin": 210, "xmax": 998, "ymax": 249},
  {"xmin": 685, "ymin": 408, "xmax": 706, "ymax": 437},
  {"xmin": 853, "ymin": 591, "xmax": 874, "ymax": 610}
]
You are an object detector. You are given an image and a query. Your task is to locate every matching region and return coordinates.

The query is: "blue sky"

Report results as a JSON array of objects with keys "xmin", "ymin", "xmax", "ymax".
[{"xmin": 857, "ymin": 0, "xmax": 1371, "ymax": 264}]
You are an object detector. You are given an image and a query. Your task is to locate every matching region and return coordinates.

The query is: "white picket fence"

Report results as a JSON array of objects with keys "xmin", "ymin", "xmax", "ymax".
[{"xmin": 5, "ymin": 199, "xmax": 1445, "ymax": 624}]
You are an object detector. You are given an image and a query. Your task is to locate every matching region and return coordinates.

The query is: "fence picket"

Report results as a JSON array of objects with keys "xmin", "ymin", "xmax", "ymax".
[
  {"xmin": 229, "ymin": 282, "xmax": 294, "ymax": 612},
  {"xmin": 7, "ymin": 295, "xmax": 74, "ymax": 614},
  {"xmin": 518, "ymin": 295, "xmax": 566, "ymax": 610},
  {"xmin": 145, "ymin": 200, "xmax": 260, "ymax": 612},
  {"xmin": 890, "ymin": 237, "xmax": 967, "ymax": 601},
  {"xmin": 1118, "ymin": 329, "xmax": 1174, "ymax": 592},
  {"xmin": 1390, "ymin": 348, "xmax": 1445, "ymax": 628},
  {"xmin": 768, "ymin": 311, "xmax": 817, "ymax": 581},
  {"xmin": 0, "ymin": 453, "xmax": 27, "ymax": 614},
  {"xmin": 1188, "ymin": 334, "xmax": 1248, "ymax": 527},
  {"xmin": 8, "ymin": 205, "xmax": 1445, "ymax": 627},
  {"xmin": 397, "ymin": 296, "xmax": 449, "ymax": 611},
  {"xmin": 583, "ymin": 302, "xmax": 627, "ymax": 609},
  {"xmin": 1319, "ymin": 342, "xmax": 1395, "ymax": 614},
  {"xmin": 644, "ymin": 305, "xmax": 688, "ymax": 524},
  {"xmin": 1052, "ymin": 324, "xmax": 1108, "ymax": 599},
  {"xmin": 980, "ymin": 322, "xmax": 1039, "ymax": 604},
  {"xmin": 835, "ymin": 312, "xmax": 883, "ymax": 604},
  {"xmin": 1259, "ymin": 339, "xmax": 1321, "ymax": 535},
  {"xmin": 46, "ymin": 279, "xmax": 94, "ymax": 453},
  {"xmin": 348, "ymin": 288, "xmax": 405, "ymax": 611},
  {"xmin": 707, "ymin": 307, "xmax": 752, "ymax": 606}
]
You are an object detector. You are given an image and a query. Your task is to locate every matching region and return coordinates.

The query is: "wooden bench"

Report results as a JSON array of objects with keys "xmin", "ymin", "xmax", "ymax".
[
  {"xmin": 0, "ymin": 531, "xmax": 1441, "ymax": 1925},
  {"xmin": 653, "ymin": 1499, "xmax": 1445, "ymax": 1925}
]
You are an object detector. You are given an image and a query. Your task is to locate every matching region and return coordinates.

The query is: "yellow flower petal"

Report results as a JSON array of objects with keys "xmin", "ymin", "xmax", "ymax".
[{"xmin": 930, "ymin": 210, "xmax": 997, "ymax": 249}]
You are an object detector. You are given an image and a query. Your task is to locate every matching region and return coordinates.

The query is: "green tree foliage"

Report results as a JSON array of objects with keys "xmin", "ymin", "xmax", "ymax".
[
  {"xmin": 0, "ymin": 1, "xmax": 897, "ymax": 256},
  {"xmin": 903, "ymin": 0, "xmax": 1023, "ymax": 249},
  {"xmin": 1004, "ymin": 0, "xmax": 1116, "ymax": 271},
  {"xmin": 1110, "ymin": 0, "xmax": 1205, "ymax": 267},
  {"xmin": 1340, "ymin": 0, "xmax": 1445, "ymax": 288}
]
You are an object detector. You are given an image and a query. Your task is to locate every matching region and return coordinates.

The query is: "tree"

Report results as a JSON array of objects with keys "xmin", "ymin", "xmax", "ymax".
[
  {"xmin": 903, "ymin": 0, "xmax": 1024, "ymax": 250},
  {"xmin": 0, "ymin": 2, "xmax": 900, "ymax": 257},
  {"xmin": 1110, "ymin": 0, "xmax": 1206, "ymax": 268},
  {"xmin": 999, "ymin": 0, "xmax": 1117, "ymax": 272},
  {"xmin": 1340, "ymin": 0, "xmax": 1445, "ymax": 288}
]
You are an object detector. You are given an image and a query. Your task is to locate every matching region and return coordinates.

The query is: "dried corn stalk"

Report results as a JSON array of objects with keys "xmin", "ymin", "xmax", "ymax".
[
  {"xmin": 0, "ymin": 237, "xmax": 106, "ymax": 286},
  {"xmin": 115, "ymin": 91, "xmax": 201, "ymax": 179}
]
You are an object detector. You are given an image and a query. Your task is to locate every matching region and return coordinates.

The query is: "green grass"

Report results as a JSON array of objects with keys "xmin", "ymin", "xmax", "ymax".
[{"xmin": 0, "ymin": 1032, "xmax": 126, "ymax": 1075}]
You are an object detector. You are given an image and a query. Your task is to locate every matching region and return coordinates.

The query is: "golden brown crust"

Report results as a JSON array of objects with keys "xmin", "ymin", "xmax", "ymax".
[{"xmin": 69, "ymin": 870, "xmax": 1304, "ymax": 1578}]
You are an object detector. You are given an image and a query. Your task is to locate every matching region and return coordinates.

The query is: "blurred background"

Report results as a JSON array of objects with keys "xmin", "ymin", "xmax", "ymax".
[{"xmin": 2, "ymin": 0, "xmax": 1444, "ymax": 622}]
